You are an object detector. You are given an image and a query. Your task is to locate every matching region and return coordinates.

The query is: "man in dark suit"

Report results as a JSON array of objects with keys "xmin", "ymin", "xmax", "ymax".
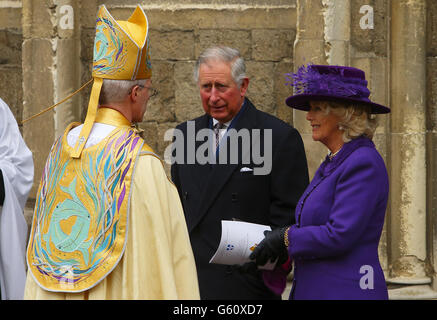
[{"xmin": 171, "ymin": 46, "xmax": 309, "ymax": 299}]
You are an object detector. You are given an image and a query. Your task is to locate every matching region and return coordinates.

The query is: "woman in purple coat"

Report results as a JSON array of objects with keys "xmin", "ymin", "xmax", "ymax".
[{"xmin": 250, "ymin": 64, "xmax": 391, "ymax": 300}]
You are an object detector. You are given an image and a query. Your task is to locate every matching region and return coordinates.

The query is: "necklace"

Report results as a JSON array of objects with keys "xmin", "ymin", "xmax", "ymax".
[{"xmin": 328, "ymin": 147, "xmax": 342, "ymax": 160}]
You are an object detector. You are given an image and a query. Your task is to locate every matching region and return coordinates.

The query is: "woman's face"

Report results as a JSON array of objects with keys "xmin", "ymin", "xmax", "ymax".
[{"xmin": 306, "ymin": 101, "xmax": 344, "ymax": 150}]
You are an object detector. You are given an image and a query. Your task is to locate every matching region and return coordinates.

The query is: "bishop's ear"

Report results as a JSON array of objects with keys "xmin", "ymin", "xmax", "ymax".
[{"xmin": 130, "ymin": 85, "xmax": 141, "ymax": 100}]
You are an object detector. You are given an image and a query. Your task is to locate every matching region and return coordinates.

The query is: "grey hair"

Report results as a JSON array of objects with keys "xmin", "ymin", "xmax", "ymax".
[
  {"xmin": 99, "ymin": 78, "xmax": 147, "ymax": 105},
  {"xmin": 193, "ymin": 46, "xmax": 246, "ymax": 87},
  {"xmin": 321, "ymin": 101, "xmax": 378, "ymax": 142}
]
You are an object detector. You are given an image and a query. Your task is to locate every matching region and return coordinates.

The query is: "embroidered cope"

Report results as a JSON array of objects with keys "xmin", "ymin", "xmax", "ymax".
[
  {"xmin": 27, "ymin": 120, "xmax": 143, "ymax": 292},
  {"xmin": 25, "ymin": 108, "xmax": 199, "ymax": 299}
]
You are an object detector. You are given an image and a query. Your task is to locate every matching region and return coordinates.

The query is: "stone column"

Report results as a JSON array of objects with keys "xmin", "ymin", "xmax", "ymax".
[
  {"xmin": 350, "ymin": 0, "xmax": 392, "ymax": 280},
  {"xmin": 53, "ymin": 0, "xmax": 81, "ymax": 134},
  {"xmin": 322, "ymin": 0, "xmax": 351, "ymax": 66},
  {"xmin": 22, "ymin": 0, "xmax": 81, "ymax": 200},
  {"xmin": 293, "ymin": 0, "xmax": 328, "ymax": 179},
  {"xmin": 388, "ymin": 0, "xmax": 437, "ymax": 299},
  {"xmin": 426, "ymin": 0, "xmax": 437, "ymax": 294}
]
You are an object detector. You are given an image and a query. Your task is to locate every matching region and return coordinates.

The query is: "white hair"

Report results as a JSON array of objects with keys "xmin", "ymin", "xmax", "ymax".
[
  {"xmin": 99, "ymin": 78, "xmax": 147, "ymax": 105},
  {"xmin": 321, "ymin": 101, "xmax": 378, "ymax": 142},
  {"xmin": 193, "ymin": 46, "xmax": 246, "ymax": 87}
]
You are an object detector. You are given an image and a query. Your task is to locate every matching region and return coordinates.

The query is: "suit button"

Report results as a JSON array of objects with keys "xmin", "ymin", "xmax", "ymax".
[
  {"xmin": 183, "ymin": 192, "xmax": 188, "ymax": 200},
  {"xmin": 226, "ymin": 266, "xmax": 233, "ymax": 275},
  {"xmin": 231, "ymin": 193, "xmax": 238, "ymax": 202}
]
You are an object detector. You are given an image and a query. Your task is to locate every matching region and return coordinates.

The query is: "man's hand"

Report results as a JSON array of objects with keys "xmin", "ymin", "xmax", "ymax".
[{"xmin": 249, "ymin": 227, "xmax": 289, "ymax": 266}]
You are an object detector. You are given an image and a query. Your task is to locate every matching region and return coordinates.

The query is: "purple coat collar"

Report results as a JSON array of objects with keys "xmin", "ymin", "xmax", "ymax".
[{"xmin": 318, "ymin": 136, "xmax": 375, "ymax": 177}]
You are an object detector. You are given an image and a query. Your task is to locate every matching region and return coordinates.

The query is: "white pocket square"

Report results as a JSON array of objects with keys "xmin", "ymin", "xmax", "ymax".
[{"xmin": 240, "ymin": 167, "xmax": 253, "ymax": 172}]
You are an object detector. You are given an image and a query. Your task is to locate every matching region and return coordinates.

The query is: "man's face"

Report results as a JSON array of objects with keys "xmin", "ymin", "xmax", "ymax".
[{"xmin": 198, "ymin": 60, "xmax": 248, "ymax": 123}]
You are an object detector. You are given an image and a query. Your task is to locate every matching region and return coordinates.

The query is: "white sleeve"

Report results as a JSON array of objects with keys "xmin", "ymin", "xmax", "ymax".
[{"xmin": 0, "ymin": 98, "xmax": 34, "ymax": 300}]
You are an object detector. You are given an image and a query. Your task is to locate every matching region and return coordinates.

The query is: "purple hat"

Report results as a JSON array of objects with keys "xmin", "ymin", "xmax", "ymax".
[{"xmin": 285, "ymin": 64, "xmax": 390, "ymax": 114}]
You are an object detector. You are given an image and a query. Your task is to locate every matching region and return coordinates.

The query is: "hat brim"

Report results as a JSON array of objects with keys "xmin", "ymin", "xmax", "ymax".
[{"xmin": 285, "ymin": 94, "xmax": 390, "ymax": 114}]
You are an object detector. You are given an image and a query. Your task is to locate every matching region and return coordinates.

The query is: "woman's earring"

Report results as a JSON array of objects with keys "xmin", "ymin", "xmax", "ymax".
[{"xmin": 338, "ymin": 125, "xmax": 344, "ymax": 131}]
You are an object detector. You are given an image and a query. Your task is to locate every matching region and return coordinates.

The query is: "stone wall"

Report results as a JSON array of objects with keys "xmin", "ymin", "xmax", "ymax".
[{"xmin": 0, "ymin": 0, "xmax": 23, "ymax": 123}]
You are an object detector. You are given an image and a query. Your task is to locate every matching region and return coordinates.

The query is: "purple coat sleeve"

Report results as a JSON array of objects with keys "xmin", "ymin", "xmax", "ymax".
[{"xmin": 287, "ymin": 149, "xmax": 388, "ymax": 259}]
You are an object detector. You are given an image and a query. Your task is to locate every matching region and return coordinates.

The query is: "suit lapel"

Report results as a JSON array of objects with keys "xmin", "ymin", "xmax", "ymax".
[
  {"xmin": 186, "ymin": 115, "xmax": 211, "ymax": 192},
  {"xmin": 190, "ymin": 99, "xmax": 258, "ymax": 232}
]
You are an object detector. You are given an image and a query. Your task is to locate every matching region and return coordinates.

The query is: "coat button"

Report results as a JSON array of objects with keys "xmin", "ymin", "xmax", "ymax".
[
  {"xmin": 231, "ymin": 193, "xmax": 238, "ymax": 202},
  {"xmin": 183, "ymin": 192, "xmax": 188, "ymax": 200}
]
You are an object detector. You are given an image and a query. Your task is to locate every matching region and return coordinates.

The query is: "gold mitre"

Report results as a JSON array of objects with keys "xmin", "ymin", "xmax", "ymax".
[
  {"xmin": 71, "ymin": 4, "xmax": 152, "ymax": 158},
  {"xmin": 93, "ymin": 5, "xmax": 152, "ymax": 80}
]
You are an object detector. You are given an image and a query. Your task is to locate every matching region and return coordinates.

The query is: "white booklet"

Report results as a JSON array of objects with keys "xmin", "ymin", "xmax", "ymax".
[{"xmin": 209, "ymin": 220, "xmax": 276, "ymax": 270}]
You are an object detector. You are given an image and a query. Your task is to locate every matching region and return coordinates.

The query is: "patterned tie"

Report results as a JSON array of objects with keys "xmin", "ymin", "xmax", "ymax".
[{"xmin": 214, "ymin": 122, "xmax": 226, "ymax": 150}]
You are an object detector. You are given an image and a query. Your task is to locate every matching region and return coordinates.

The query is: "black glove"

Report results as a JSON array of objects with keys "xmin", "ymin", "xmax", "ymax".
[
  {"xmin": 0, "ymin": 169, "xmax": 4, "ymax": 206},
  {"xmin": 249, "ymin": 227, "xmax": 289, "ymax": 267}
]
